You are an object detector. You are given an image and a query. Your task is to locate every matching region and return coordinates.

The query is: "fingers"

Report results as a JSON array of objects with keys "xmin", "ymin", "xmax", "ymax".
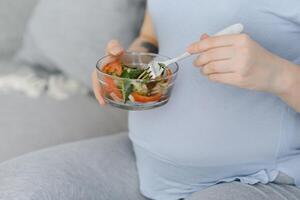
[
  {"xmin": 93, "ymin": 40, "xmax": 124, "ymax": 106},
  {"xmin": 106, "ymin": 40, "xmax": 124, "ymax": 56},
  {"xmin": 201, "ymin": 60, "xmax": 234, "ymax": 75},
  {"xmin": 187, "ymin": 34, "xmax": 239, "ymax": 54},
  {"xmin": 102, "ymin": 39, "xmax": 125, "ymax": 68},
  {"xmin": 207, "ymin": 73, "xmax": 239, "ymax": 85},
  {"xmin": 193, "ymin": 46, "xmax": 234, "ymax": 66},
  {"xmin": 92, "ymin": 70, "xmax": 105, "ymax": 105},
  {"xmin": 101, "ymin": 56, "xmax": 119, "ymax": 67}
]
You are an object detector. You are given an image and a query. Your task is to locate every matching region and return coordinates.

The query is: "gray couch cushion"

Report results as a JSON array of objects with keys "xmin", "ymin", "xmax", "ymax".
[
  {"xmin": 0, "ymin": 61, "xmax": 128, "ymax": 162},
  {"xmin": 0, "ymin": 92, "xmax": 128, "ymax": 162},
  {"xmin": 0, "ymin": 0, "xmax": 39, "ymax": 59},
  {"xmin": 17, "ymin": 0, "xmax": 146, "ymax": 88}
]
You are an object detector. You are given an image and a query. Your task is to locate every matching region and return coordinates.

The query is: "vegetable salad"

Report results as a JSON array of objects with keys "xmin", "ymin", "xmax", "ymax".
[{"xmin": 101, "ymin": 60, "xmax": 172, "ymax": 104}]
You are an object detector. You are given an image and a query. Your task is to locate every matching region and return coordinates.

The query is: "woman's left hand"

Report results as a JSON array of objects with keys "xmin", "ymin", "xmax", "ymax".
[{"xmin": 187, "ymin": 34, "xmax": 285, "ymax": 93}]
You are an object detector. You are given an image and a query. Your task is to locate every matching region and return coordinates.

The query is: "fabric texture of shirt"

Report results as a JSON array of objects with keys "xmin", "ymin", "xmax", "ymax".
[{"xmin": 129, "ymin": 0, "xmax": 300, "ymax": 199}]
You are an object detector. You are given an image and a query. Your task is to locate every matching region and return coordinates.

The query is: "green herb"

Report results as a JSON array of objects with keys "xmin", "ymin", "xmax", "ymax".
[
  {"xmin": 121, "ymin": 70, "xmax": 130, "ymax": 78},
  {"xmin": 158, "ymin": 63, "xmax": 166, "ymax": 72},
  {"xmin": 158, "ymin": 63, "xmax": 170, "ymax": 78},
  {"xmin": 121, "ymin": 80, "xmax": 133, "ymax": 103},
  {"xmin": 129, "ymin": 69, "xmax": 144, "ymax": 79},
  {"xmin": 121, "ymin": 67, "xmax": 144, "ymax": 79}
]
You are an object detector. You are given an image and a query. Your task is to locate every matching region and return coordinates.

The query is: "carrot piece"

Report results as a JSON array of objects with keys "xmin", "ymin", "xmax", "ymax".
[
  {"xmin": 102, "ymin": 65, "xmax": 111, "ymax": 73},
  {"xmin": 110, "ymin": 61, "xmax": 123, "ymax": 76},
  {"xmin": 104, "ymin": 77, "xmax": 123, "ymax": 100},
  {"xmin": 102, "ymin": 60, "xmax": 123, "ymax": 76},
  {"xmin": 131, "ymin": 92, "xmax": 162, "ymax": 103}
]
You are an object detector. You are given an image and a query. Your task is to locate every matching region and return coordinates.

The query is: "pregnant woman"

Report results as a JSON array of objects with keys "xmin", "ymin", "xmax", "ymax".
[
  {"xmin": 2, "ymin": 0, "xmax": 299, "ymax": 200},
  {"xmin": 92, "ymin": 0, "xmax": 300, "ymax": 199}
]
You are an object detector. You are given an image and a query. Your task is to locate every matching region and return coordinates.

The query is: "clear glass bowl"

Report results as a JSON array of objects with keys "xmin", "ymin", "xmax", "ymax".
[{"xmin": 96, "ymin": 52, "xmax": 179, "ymax": 110}]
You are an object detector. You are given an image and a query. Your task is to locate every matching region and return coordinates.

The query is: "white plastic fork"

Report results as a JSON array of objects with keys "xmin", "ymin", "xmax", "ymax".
[{"xmin": 146, "ymin": 23, "xmax": 244, "ymax": 79}]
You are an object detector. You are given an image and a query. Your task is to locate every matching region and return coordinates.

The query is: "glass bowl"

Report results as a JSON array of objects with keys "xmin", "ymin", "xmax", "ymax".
[{"xmin": 96, "ymin": 52, "xmax": 179, "ymax": 110}]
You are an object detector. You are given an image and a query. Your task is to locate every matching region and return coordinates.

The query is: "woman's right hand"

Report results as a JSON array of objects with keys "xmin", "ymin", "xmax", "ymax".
[{"xmin": 92, "ymin": 40, "xmax": 124, "ymax": 105}]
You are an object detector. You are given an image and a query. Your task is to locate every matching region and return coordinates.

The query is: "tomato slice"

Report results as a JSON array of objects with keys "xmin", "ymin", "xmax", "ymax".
[
  {"xmin": 102, "ymin": 60, "xmax": 122, "ymax": 76},
  {"xmin": 104, "ymin": 77, "xmax": 123, "ymax": 100},
  {"xmin": 131, "ymin": 92, "xmax": 162, "ymax": 103}
]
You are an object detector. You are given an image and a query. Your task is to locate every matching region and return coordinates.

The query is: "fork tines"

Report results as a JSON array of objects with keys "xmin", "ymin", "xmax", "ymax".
[{"xmin": 138, "ymin": 66, "xmax": 153, "ymax": 80}]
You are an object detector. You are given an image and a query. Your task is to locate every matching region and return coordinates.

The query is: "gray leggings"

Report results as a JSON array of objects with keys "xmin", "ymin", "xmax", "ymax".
[{"xmin": 0, "ymin": 133, "xmax": 299, "ymax": 200}]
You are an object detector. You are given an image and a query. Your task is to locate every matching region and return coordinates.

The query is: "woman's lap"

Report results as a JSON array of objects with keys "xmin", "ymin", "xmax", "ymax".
[
  {"xmin": 0, "ymin": 132, "xmax": 299, "ymax": 200},
  {"xmin": 0, "ymin": 132, "xmax": 148, "ymax": 200},
  {"xmin": 187, "ymin": 182, "xmax": 300, "ymax": 200}
]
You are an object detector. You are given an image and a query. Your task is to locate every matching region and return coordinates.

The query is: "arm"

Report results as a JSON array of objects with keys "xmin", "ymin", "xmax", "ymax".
[
  {"xmin": 275, "ymin": 59, "xmax": 300, "ymax": 112},
  {"xmin": 128, "ymin": 10, "xmax": 158, "ymax": 53}
]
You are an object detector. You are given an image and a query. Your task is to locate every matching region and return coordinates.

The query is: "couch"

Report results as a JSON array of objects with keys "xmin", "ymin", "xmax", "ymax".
[{"xmin": 0, "ymin": 0, "xmax": 145, "ymax": 162}]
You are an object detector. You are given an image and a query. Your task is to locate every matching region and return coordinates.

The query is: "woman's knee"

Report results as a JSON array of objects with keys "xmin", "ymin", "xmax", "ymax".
[
  {"xmin": 0, "ymin": 133, "xmax": 140, "ymax": 200},
  {"xmin": 187, "ymin": 182, "xmax": 264, "ymax": 200}
]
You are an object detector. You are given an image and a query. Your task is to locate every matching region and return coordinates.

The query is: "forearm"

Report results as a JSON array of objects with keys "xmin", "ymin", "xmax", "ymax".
[
  {"xmin": 128, "ymin": 9, "xmax": 158, "ymax": 53},
  {"xmin": 128, "ymin": 35, "xmax": 158, "ymax": 53},
  {"xmin": 274, "ymin": 58, "xmax": 300, "ymax": 113}
]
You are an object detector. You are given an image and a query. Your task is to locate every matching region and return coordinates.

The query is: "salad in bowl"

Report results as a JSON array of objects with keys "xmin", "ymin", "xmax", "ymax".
[{"xmin": 96, "ymin": 52, "xmax": 179, "ymax": 110}]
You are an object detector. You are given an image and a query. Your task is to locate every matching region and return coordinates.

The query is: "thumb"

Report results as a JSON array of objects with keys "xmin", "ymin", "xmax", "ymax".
[{"xmin": 107, "ymin": 40, "xmax": 124, "ymax": 56}]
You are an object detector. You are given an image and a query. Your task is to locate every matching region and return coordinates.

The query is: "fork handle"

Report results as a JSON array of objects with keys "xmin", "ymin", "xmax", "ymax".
[
  {"xmin": 163, "ymin": 52, "xmax": 191, "ymax": 66},
  {"xmin": 214, "ymin": 23, "xmax": 244, "ymax": 36},
  {"xmin": 163, "ymin": 23, "xmax": 244, "ymax": 66}
]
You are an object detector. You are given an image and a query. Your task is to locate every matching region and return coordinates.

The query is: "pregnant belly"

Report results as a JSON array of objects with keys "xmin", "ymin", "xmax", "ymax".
[
  {"xmin": 129, "ymin": 76, "xmax": 285, "ymax": 168},
  {"xmin": 129, "ymin": 103, "xmax": 283, "ymax": 168},
  {"xmin": 131, "ymin": 126, "xmax": 280, "ymax": 170},
  {"xmin": 133, "ymin": 143, "xmax": 278, "ymax": 184}
]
